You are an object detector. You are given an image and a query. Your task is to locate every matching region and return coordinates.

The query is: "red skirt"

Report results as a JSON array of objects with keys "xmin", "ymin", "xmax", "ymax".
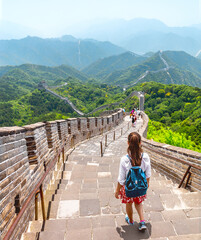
[{"xmin": 119, "ymin": 186, "xmax": 146, "ymax": 204}]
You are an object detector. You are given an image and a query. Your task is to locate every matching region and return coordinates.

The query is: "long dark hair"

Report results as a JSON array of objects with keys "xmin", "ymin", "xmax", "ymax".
[{"xmin": 127, "ymin": 132, "xmax": 143, "ymax": 166}]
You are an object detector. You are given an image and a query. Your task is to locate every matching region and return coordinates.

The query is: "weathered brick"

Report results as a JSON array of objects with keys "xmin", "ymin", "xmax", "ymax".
[
  {"xmin": 0, "ymin": 206, "xmax": 15, "ymax": 232},
  {"xmin": 0, "ymin": 202, "xmax": 12, "ymax": 221},
  {"xmin": 0, "ymin": 177, "xmax": 11, "ymax": 191}
]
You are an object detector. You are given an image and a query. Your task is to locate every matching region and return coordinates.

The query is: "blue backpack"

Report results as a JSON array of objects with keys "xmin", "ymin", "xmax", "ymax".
[{"xmin": 125, "ymin": 155, "xmax": 148, "ymax": 198}]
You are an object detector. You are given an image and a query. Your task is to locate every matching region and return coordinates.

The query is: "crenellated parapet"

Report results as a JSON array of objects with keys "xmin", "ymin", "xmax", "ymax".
[{"xmin": 0, "ymin": 109, "xmax": 124, "ymax": 239}]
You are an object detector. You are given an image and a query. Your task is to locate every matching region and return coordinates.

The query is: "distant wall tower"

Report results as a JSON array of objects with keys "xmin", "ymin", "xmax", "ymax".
[
  {"xmin": 139, "ymin": 94, "xmax": 144, "ymax": 111},
  {"xmin": 38, "ymin": 81, "xmax": 47, "ymax": 90}
]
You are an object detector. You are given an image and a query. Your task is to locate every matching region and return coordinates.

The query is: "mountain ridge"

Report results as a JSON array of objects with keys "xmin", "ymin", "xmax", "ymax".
[
  {"xmin": 0, "ymin": 36, "xmax": 125, "ymax": 69},
  {"xmin": 82, "ymin": 51, "xmax": 146, "ymax": 79},
  {"xmin": 101, "ymin": 51, "xmax": 201, "ymax": 87},
  {"xmin": 70, "ymin": 18, "xmax": 201, "ymax": 55}
]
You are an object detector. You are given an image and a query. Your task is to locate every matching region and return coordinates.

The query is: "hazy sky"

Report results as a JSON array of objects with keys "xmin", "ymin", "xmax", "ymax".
[{"xmin": 1, "ymin": 0, "xmax": 201, "ymax": 36}]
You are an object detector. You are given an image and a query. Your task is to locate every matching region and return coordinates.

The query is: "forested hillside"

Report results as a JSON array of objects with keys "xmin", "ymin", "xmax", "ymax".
[
  {"xmin": 103, "ymin": 52, "xmax": 165, "ymax": 84},
  {"xmin": 133, "ymin": 82, "xmax": 201, "ymax": 151},
  {"xmin": 0, "ymin": 63, "xmax": 88, "ymax": 83},
  {"xmin": 162, "ymin": 51, "xmax": 201, "ymax": 78},
  {"xmin": 53, "ymin": 79, "xmax": 126, "ymax": 113},
  {"xmin": 0, "ymin": 78, "xmax": 135, "ymax": 127},
  {"xmin": 0, "ymin": 90, "xmax": 74, "ymax": 127},
  {"xmin": 0, "ymin": 64, "xmax": 88, "ymax": 102},
  {"xmin": 82, "ymin": 52, "xmax": 146, "ymax": 79},
  {"xmin": 102, "ymin": 51, "xmax": 201, "ymax": 87},
  {"xmin": 135, "ymin": 68, "xmax": 201, "ymax": 87}
]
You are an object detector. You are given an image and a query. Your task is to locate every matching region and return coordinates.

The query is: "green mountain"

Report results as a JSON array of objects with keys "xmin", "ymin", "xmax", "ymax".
[
  {"xmin": 102, "ymin": 51, "xmax": 201, "ymax": 87},
  {"xmin": 0, "ymin": 64, "xmax": 88, "ymax": 81},
  {"xmin": 0, "ymin": 36, "xmax": 125, "ymax": 69},
  {"xmin": 139, "ymin": 68, "xmax": 201, "ymax": 87},
  {"xmin": 82, "ymin": 52, "xmax": 146, "ymax": 79},
  {"xmin": 0, "ymin": 79, "xmax": 127, "ymax": 127},
  {"xmin": 0, "ymin": 90, "xmax": 74, "ymax": 127},
  {"xmin": 53, "ymin": 79, "xmax": 125, "ymax": 113},
  {"xmin": 103, "ymin": 52, "xmax": 167, "ymax": 85},
  {"xmin": 162, "ymin": 51, "xmax": 201, "ymax": 78},
  {"xmin": 0, "ymin": 64, "xmax": 88, "ymax": 102},
  {"xmin": 133, "ymin": 81, "xmax": 201, "ymax": 151}
]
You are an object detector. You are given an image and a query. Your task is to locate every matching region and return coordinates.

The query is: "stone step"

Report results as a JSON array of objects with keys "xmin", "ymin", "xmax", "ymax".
[
  {"xmin": 38, "ymin": 231, "xmax": 65, "ymax": 240},
  {"xmin": 27, "ymin": 221, "xmax": 43, "ymax": 233},
  {"xmin": 44, "ymin": 190, "xmax": 56, "ymax": 201},
  {"xmin": 56, "ymin": 189, "xmax": 65, "ymax": 194},
  {"xmin": 160, "ymin": 192, "xmax": 201, "ymax": 210},
  {"xmin": 53, "ymin": 171, "xmax": 62, "ymax": 180},
  {"xmin": 25, "ymin": 218, "xmax": 197, "ymax": 240},
  {"xmin": 171, "ymin": 187, "xmax": 190, "ymax": 194},
  {"xmin": 37, "ymin": 201, "xmax": 51, "ymax": 220},
  {"xmin": 44, "ymin": 189, "xmax": 56, "ymax": 195},
  {"xmin": 21, "ymin": 232, "xmax": 37, "ymax": 240},
  {"xmin": 168, "ymin": 234, "xmax": 201, "ymax": 240},
  {"xmin": 47, "ymin": 201, "xmax": 60, "ymax": 219},
  {"xmin": 47, "ymin": 183, "xmax": 59, "ymax": 191},
  {"xmin": 161, "ymin": 208, "xmax": 201, "ymax": 221},
  {"xmin": 54, "ymin": 179, "xmax": 69, "ymax": 185},
  {"xmin": 63, "ymin": 162, "xmax": 74, "ymax": 171}
]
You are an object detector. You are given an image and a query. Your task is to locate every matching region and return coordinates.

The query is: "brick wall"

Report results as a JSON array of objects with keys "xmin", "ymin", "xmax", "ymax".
[
  {"xmin": 0, "ymin": 109, "xmax": 124, "ymax": 239},
  {"xmin": 140, "ymin": 112, "xmax": 201, "ymax": 192},
  {"xmin": 0, "ymin": 127, "xmax": 31, "ymax": 239}
]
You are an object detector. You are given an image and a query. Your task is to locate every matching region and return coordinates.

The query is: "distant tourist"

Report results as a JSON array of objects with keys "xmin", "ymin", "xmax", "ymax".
[
  {"xmin": 130, "ymin": 108, "xmax": 134, "ymax": 118},
  {"xmin": 136, "ymin": 108, "xmax": 140, "ymax": 119},
  {"xmin": 115, "ymin": 132, "xmax": 151, "ymax": 231},
  {"xmin": 131, "ymin": 114, "xmax": 135, "ymax": 127}
]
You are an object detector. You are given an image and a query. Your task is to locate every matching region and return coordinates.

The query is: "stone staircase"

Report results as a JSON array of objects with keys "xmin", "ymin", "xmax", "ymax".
[{"xmin": 21, "ymin": 118, "xmax": 201, "ymax": 240}]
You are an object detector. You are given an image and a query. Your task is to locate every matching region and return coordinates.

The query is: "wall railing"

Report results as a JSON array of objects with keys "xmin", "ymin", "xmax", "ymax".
[{"xmin": 100, "ymin": 121, "xmax": 131, "ymax": 157}]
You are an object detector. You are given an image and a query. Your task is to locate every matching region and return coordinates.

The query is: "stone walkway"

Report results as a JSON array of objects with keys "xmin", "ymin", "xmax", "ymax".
[{"xmin": 22, "ymin": 117, "xmax": 201, "ymax": 240}]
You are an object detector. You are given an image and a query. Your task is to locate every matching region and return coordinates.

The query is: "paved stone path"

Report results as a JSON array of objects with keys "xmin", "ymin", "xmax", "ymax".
[{"xmin": 22, "ymin": 117, "xmax": 201, "ymax": 240}]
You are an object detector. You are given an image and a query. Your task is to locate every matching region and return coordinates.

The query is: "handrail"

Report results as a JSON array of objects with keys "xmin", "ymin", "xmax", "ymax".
[
  {"xmin": 100, "ymin": 121, "xmax": 131, "ymax": 157},
  {"xmin": 3, "ymin": 136, "xmax": 70, "ymax": 240}
]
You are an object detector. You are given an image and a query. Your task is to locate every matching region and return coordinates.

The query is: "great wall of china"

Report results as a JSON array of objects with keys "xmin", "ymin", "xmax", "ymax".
[
  {"xmin": 0, "ymin": 109, "xmax": 201, "ymax": 239},
  {"xmin": 0, "ymin": 110, "xmax": 125, "ymax": 239},
  {"xmin": 38, "ymin": 81, "xmax": 145, "ymax": 115}
]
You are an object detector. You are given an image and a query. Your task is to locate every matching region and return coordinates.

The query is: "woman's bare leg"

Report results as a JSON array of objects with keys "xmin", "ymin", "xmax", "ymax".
[
  {"xmin": 134, "ymin": 202, "xmax": 144, "ymax": 221},
  {"xmin": 126, "ymin": 202, "xmax": 133, "ymax": 222}
]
